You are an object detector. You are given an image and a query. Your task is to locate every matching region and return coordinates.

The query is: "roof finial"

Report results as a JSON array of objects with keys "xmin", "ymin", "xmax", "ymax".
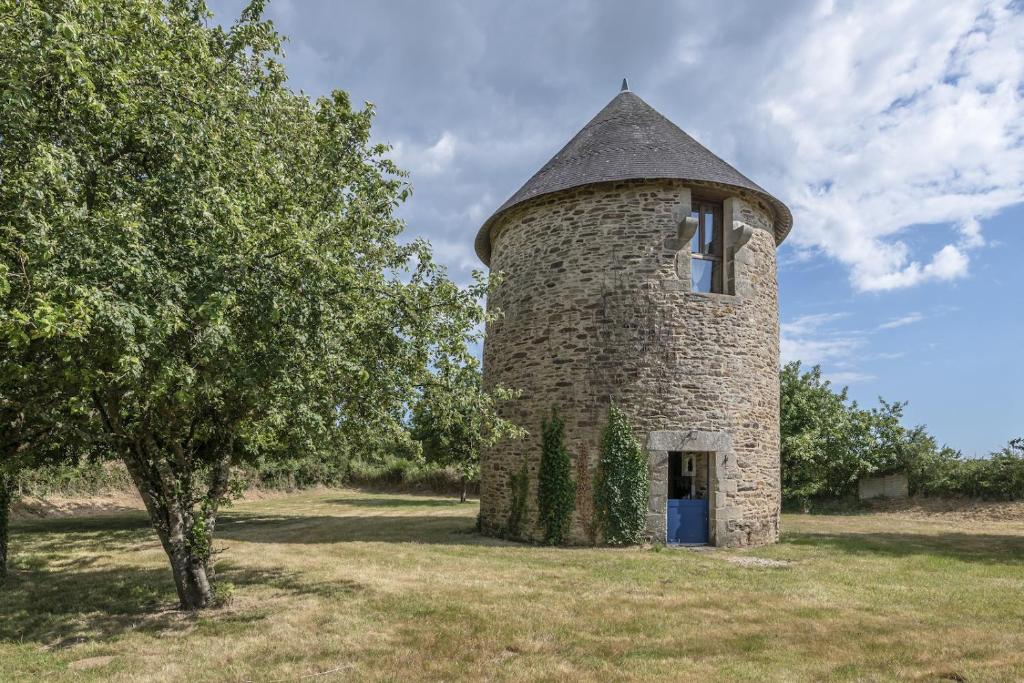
[{"xmin": 620, "ymin": 77, "xmax": 629, "ymax": 92}]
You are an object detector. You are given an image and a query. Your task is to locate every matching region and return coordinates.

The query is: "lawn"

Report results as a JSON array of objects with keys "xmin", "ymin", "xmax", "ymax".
[{"xmin": 2, "ymin": 490, "xmax": 1023, "ymax": 682}]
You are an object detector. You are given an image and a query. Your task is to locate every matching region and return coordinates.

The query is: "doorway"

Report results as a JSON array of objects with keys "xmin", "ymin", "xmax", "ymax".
[{"xmin": 667, "ymin": 451, "xmax": 710, "ymax": 544}]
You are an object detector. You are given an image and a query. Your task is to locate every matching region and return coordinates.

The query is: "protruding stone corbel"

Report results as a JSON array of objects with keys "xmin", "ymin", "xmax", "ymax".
[
  {"xmin": 665, "ymin": 208, "xmax": 699, "ymax": 251},
  {"xmin": 730, "ymin": 220, "xmax": 754, "ymax": 251}
]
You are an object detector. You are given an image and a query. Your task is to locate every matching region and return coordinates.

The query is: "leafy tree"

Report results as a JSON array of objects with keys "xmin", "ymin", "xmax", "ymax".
[
  {"xmin": 781, "ymin": 363, "xmax": 1024, "ymax": 505},
  {"xmin": 595, "ymin": 405, "xmax": 648, "ymax": 545},
  {"xmin": 1, "ymin": 0, "xmax": 495, "ymax": 608},
  {"xmin": 1, "ymin": 219, "xmax": 94, "ymax": 582},
  {"xmin": 537, "ymin": 410, "xmax": 574, "ymax": 545},
  {"xmin": 780, "ymin": 363, "xmax": 862, "ymax": 507},
  {"xmin": 411, "ymin": 362, "xmax": 523, "ymax": 502}
]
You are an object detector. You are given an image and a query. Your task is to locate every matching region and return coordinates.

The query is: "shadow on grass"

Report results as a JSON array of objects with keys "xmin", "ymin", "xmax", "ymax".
[
  {"xmin": 327, "ymin": 496, "xmax": 463, "ymax": 508},
  {"xmin": 2, "ymin": 514, "xmax": 369, "ymax": 648},
  {"xmin": 216, "ymin": 511, "xmax": 502, "ymax": 546},
  {"xmin": 785, "ymin": 530, "xmax": 1024, "ymax": 565},
  {"xmin": 0, "ymin": 559, "xmax": 367, "ymax": 648}
]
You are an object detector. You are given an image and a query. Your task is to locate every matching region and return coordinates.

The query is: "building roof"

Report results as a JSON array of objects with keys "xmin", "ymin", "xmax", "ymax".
[{"xmin": 475, "ymin": 87, "xmax": 793, "ymax": 265}]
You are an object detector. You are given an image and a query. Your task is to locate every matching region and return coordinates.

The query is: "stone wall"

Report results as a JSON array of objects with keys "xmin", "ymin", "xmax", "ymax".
[{"xmin": 479, "ymin": 179, "xmax": 781, "ymax": 547}]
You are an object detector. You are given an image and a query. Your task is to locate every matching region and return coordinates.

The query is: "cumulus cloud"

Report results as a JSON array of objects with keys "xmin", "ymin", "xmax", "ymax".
[
  {"xmin": 391, "ymin": 132, "xmax": 457, "ymax": 177},
  {"xmin": 761, "ymin": 1, "xmax": 1024, "ymax": 292},
  {"xmin": 208, "ymin": 0, "xmax": 1024, "ymax": 294}
]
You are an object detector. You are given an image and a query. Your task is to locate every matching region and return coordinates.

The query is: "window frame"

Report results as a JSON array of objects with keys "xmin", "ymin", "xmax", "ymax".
[{"xmin": 689, "ymin": 200, "xmax": 724, "ymax": 294}]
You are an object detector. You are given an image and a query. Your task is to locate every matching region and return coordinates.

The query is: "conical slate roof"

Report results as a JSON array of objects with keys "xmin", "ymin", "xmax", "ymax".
[{"xmin": 475, "ymin": 87, "xmax": 792, "ymax": 264}]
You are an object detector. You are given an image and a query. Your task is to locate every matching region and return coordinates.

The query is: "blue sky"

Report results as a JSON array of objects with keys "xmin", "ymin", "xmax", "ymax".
[{"xmin": 209, "ymin": 0, "xmax": 1023, "ymax": 455}]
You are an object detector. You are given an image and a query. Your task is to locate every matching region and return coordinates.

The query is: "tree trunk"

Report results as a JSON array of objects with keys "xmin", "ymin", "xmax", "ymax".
[
  {"xmin": 0, "ymin": 471, "xmax": 12, "ymax": 584},
  {"xmin": 91, "ymin": 393, "xmax": 231, "ymax": 610},
  {"xmin": 460, "ymin": 476, "xmax": 468, "ymax": 504},
  {"xmin": 166, "ymin": 541, "xmax": 214, "ymax": 610},
  {"xmin": 119, "ymin": 450, "xmax": 223, "ymax": 610}
]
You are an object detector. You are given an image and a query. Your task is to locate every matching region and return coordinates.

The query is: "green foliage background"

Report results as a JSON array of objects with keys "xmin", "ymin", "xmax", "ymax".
[{"xmin": 781, "ymin": 361, "xmax": 1023, "ymax": 507}]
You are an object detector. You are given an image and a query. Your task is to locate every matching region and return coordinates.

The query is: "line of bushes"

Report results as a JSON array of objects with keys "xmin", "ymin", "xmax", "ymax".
[
  {"xmin": 12, "ymin": 461, "xmax": 134, "ymax": 498},
  {"xmin": 908, "ymin": 439, "xmax": 1024, "ymax": 500},
  {"xmin": 782, "ymin": 361, "xmax": 1024, "ymax": 508},
  {"xmin": 13, "ymin": 454, "xmax": 475, "ymax": 500}
]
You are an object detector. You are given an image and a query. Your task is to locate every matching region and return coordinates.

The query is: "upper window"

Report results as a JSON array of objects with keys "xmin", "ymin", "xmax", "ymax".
[{"xmin": 690, "ymin": 201, "xmax": 723, "ymax": 293}]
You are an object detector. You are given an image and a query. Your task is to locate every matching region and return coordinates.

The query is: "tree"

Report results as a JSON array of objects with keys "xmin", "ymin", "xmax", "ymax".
[
  {"xmin": 780, "ymin": 363, "xmax": 858, "ymax": 507},
  {"xmin": 780, "ymin": 362, "xmax": 939, "ymax": 508},
  {"xmin": 537, "ymin": 410, "xmax": 575, "ymax": 545},
  {"xmin": 1, "ymin": 225, "xmax": 93, "ymax": 583},
  {"xmin": 1, "ymin": 0, "xmax": 495, "ymax": 608},
  {"xmin": 411, "ymin": 362, "xmax": 523, "ymax": 503},
  {"xmin": 595, "ymin": 405, "xmax": 648, "ymax": 545}
]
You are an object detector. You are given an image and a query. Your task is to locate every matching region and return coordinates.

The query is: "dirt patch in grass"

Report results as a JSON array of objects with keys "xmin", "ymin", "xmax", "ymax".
[
  {"xmin": 12, "ymin": 493, "xmax": 145, "ymax": 519},
  {"xmin": 67, "ymin": 656, "xmax": 116, "ymax": 671},
  {"xmin": 866, "ymin": 497, "xmax": 1024, "ymax": 523}
]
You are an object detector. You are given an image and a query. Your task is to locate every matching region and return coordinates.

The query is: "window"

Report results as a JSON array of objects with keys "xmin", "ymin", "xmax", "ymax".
[
  {"xmin": 668, "ymin": 451, "xmax": 709, "ymax": 500},
  {"xmin": 690, "ymin": 201, "xmax": 723, "ymax": 293}
]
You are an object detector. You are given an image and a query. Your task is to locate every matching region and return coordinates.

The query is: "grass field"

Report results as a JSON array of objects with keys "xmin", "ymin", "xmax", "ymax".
[{"xmin": 2, "ymin": 490, "xmax": 1023, "ymax": 682}]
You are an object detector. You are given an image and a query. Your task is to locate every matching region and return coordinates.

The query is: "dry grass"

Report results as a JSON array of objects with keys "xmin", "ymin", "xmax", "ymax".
[{"xmin": 2, "ymin": 490, "xmax": 1023, "ymax": 682}]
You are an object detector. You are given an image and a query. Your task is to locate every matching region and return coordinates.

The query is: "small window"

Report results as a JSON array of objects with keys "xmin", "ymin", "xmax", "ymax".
[{"xmin": 690, "ymin": 201, "xmax": 723, "ymax": 293}]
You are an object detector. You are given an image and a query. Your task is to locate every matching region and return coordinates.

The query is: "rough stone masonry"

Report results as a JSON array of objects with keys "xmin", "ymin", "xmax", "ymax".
[{"xmin": 475, "ymin": 86, "xmax": 792, "ymax": 548}]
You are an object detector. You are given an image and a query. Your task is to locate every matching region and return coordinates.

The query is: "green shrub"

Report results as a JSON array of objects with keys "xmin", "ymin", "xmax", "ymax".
[
  {"xmin": 596, "ymin": 406, "xmax": 648, "ymax": 545},
  {"xmin": 345, "ymin": 456, "xmax": 475, "ymax": 495},
  {"xmin": 909, "ymin": 438, "xmax": 1024, "ymax": 500},
  {"xmin": 248, "ymin": 455, "xmax": 350, "ymax": 490},
  {"xmin": 506, "ymin": 460, "xmax": 529, "ymax": 539},
  {"xmin": 537, "ymin": 411, "xmax": 575, "ymax": 545},
  {"xmin": 15, "ymin": 460, "xmax": 133, "ymax": 497}
]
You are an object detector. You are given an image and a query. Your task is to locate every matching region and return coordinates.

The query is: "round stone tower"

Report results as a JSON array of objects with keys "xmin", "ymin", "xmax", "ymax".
[{"xmin": 476, "ymin": 83, "xmax": 792, "ymax": 547}]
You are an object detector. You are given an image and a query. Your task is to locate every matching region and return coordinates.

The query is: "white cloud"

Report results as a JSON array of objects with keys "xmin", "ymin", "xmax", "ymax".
[
  {"xmin": 391, "ymin": 131, "xmax": 457, "ymax": 177},
  {"xmin": 759, "ymin": 0, "xmax": 1024, "ymax": 292},
  {"xmin": 825, "ymin": 371, "xmax": 876, "ymax": 385},
  {"xmin": 780, "ymin": 313, "xmax": 863, "ymax": 366},
  {"xmin": 877, "ymin": 312, "xmax": 925, "ymax": 330},
  {"xmin": 221, "ymin": 0, "xmax": 1024, "ymax": 297},
  {"xmin": 780, "ymin": 312, "xmax": 848, "ymax": 337}
]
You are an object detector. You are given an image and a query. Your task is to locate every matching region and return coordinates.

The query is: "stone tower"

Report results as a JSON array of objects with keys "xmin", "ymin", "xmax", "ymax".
[{"xmin": 476, "ymin": 83, "xmax": 792, "ymax": 547}]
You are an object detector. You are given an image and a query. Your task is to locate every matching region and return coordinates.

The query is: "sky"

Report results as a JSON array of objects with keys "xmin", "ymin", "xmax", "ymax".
[{"xmin": 209, "ymin": 0, "xmax": 1024, "ymax": 456}]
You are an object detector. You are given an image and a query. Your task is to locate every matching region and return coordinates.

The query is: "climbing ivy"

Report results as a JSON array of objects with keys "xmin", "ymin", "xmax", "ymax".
[
  {"xmin": 506, "ymin": 459, "xmax": 530, "ymax": 539},
  {"xmin": 537, "ymin": 411, "xmax": 575, "ymax": 545},
  {"xmin": 597, "ymin": 405, "xmax": 649, "ymax": 545}
]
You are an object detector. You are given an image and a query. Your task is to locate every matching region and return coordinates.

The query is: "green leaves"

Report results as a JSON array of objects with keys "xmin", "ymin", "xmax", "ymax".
[
  {"xmin": 537, "ymin": 410, "xmax": 575, "ymax": 545},
  {"xmin": 596, "ymin": 406, "xmax": 648, "ymax": 546},
  {"xmin": 0, "ymin": 0, "xmax": 509, "ymax": 595}
]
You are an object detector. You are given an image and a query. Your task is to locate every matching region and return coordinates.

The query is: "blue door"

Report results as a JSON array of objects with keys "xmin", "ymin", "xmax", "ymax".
[{"xmin": 667, "ymin": 499, "xmax": 709, "ymax": 544}]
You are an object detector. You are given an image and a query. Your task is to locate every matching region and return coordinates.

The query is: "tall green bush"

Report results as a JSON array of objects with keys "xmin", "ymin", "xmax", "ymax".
[
  {"xmin": 537, "ymin": 411, "xmax": 575, "ymax": 545},
  {"xmin": 597, "ymin": 406, "xmax": 648, "ymax": 545}
]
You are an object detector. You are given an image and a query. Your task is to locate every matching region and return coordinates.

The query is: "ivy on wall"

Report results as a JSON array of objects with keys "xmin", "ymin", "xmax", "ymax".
[
  {"xmin": 597, "ymin": 405, "xmax": 649, "ymax": 545},
  {"xmin": 537, "ymin": 411, "xmax": 575, "ymax": 545},
  {"xmin": 506, "ymin": 459, "xmax": 530, "ymax": 539}
]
